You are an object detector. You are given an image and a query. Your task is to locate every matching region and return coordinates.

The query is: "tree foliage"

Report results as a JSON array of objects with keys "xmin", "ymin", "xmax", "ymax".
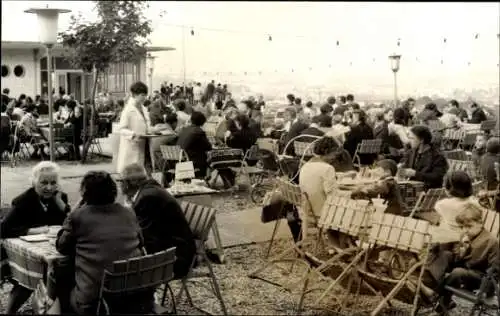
[{"xmin": 59, "ymin": 0, "xmax": 154, "ymax": 73}]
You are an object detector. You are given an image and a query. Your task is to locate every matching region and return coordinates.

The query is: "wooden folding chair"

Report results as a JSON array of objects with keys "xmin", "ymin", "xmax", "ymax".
[
  {"xmin": 207, "ymin": 148, "xmax": 245, "ymax": 188},
  {"xmin": 352, "ymin": 139, "xmax": 383, "ymax": 168},
  {"xmin": 460, "ymin": 132, "xmax": 481, "ymax": 150},
  {"xmin": 160, "ymin": 145, "xmax": 187, "ymax": 171},
  {"xmin": 443, "ymin": 149, "xmax": 469, "ymax": 161},
  {"xmin": 409, "ymin": 188, "xmax": 447, "ymax": 220},
  {"xmin": 359, "ymin": 213, "xmax": 432, "ymax": 316},
  {"xmin": 448, "ymin": 159, "xmax": 482, "ymax": 182},
  {"xmin": 248, "ymin": 180, "xmax": 319, "ymax": 290},
  {"xmin": 97, "ymin": 248, "xmax": 177, "ymax": 315},
  {"xmin": 480, "ymin": 120, "xmax": 497, "ymax": 132},
  {"xmin": 301, "ymin": 196, "xmax": 374, "ymax": 308},
  {"xmin": 167, "ymin": 201, "xmax": 228, "ymax": 315},
  {"xmin": 442, "ymin": 129, "xmax": 466, "ymax": 150}
]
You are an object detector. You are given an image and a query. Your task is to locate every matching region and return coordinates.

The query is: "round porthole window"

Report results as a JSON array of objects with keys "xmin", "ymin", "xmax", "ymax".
[
  {"xmin": 1, "ymin": 65, "xmax": 9, "ymax": 77},
  {"xmin": 14, "ymin": 65, "xmax": 25, "ymax": 77}
]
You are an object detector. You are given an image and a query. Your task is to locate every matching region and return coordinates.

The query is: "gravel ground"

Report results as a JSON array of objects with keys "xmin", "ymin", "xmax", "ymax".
[{"xmin": 0, "ymin": 241, "xmax": 478, "ymax": 315}]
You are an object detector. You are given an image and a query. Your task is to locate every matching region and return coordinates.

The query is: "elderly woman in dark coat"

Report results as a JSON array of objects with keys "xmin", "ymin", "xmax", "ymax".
[
  {"xmin": 1, "ymin": 161, "xmax": 70, "ymax": 314},
  {"xmin": 400, "ymin": 125, "xmax": 448, "ymax": 189},
  {"xmin": 56, "ymin": 171, "xmax": 149, "ymax": 314}
]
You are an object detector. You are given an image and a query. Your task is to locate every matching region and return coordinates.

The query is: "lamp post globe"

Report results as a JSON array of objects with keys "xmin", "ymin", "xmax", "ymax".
[{"xmin": 388, "ymin": 54, "xmax": 402, "ymax": 107}]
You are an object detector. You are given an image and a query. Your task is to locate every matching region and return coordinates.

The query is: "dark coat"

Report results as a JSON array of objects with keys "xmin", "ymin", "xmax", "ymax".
[
  {"xmin": 403, "ymin": 145, "xmax": 448, "ymax": 189},
  {"xmin": 469, "ymin": 107, "xmax": 487, "ymax": 124},
  {"xmin": 344, "ymin": 123, "xmax": 375, "ymax": 165},
  {"xmin": 177, "ymin": 125, "xmax": 212, "ymax": 176},
  {"xmin": 226, "ymin": 127, "xmax": 258, "ymax": 153},
  {"xmin": 480, "ymin": 153, "xmax": 500, "ymax": 190},
  {"xmin": 284, "ymin": 121, "xmax": 309, "ymax": 156},
  {"xmin": 1, "ymin": 187, "xmax": 70, "ymax": 238},
  {"xmin": 298, "ymin": 126, "xmax": 325, "ymax": 143},
  {"xmin": 373, "ymin": 121, "xmax": 389, "ymax": 153},
  {"xmin": 132, "ymin": 179, "xmax": 196, "ymax": 278},
  {"xmin": 333, "ymin": 105, "xmax": 348, "ymax": 116},
  {"xmin": 56, "ymin": 203, "xmax": 144, "ymax": 307}
]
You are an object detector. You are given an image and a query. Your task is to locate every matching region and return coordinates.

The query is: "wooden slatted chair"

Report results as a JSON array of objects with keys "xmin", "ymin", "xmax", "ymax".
[
  {"xmin": 443, "ymin": 149, "xmax": 469, "ymax": 161},
  {"xmin": 207, "ymin": 148, "xmax": 245, "ymax": 188},
  {"xmin": 460, "ymin": 132, "xmax": 481, "ymax": 150},
  {"xmin": 299, "ymin": 196, "xmax": 375, "ymax": 310},
  {"xmin": 359, "ymin": 213, "xmax": 432, "ymax": 316},
  {"xmin": 167, "ymin": 201, "xmax": 228, "ymax": 315},
  {"xmin": 248, "ymin": 179, "xmax": 319, "ymax": 290},
  {"xmin": 409, "ymin": 188, "xmax": 447, "ymax": 218},
  {"xmin": 442, "ymin": 129, "xmax": 466, "ymax": 150},
  {"xmin": 352, "ymin": 139, "xmax": 383, "ymax": 168},
  {"xmin": 448, "ymin": 159, "xmax": 482, "ymax": 182},
  {"xmin": 97, "ymin": 248, "xmax": 177, "ymax": 315},
  {"xmin": 435, "ymin": 209, "xmax": 500, "ymax": 316},
  {"xmin": 160, "ymin": 145, "xmax": 188, "ymax": 174},
  {"xmin": 480, "ymin": 120, "xmax": 497, "ymax": 132}
]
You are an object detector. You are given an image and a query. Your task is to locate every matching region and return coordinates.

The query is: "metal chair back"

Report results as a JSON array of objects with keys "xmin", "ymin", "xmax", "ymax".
[{"xmin": 207, "ymin": 148, "xmax": 244, "ymax": 170}]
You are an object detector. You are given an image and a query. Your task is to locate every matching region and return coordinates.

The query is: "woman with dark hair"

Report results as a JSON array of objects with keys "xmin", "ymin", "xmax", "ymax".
[
  {"xmin": 19, "ymin": 103, "xmax": 49, "ymax": 159},
  {"xmin": 176, "ymin": 111, "xmax": 212, "ymax": 179},
  {"xmin": 343, "ymin": 110, "xmax": 375, "ymax": 166},
  {"xmin": 56, "ymin": 171, "xmax": 150, "ymax": 314},
  {"xmin": 116, "ymin": 81, "xmax": 151, "ymax": 174},
  {"xmin": 299, "ymin": 137, "xmax": 339, "ymax": 218},
  {"xmin": 433, "ymin": 171, "xmax": 485, "ymax": 241},
  {"xmin": 400, "ymin": 125, "xmax": 448, "ymax": 189}
]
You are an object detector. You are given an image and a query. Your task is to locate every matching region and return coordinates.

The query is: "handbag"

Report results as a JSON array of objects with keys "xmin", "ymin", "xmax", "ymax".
[{"xmin": 33, "ymin": 280, "xmax": 60, "ymax": 314}]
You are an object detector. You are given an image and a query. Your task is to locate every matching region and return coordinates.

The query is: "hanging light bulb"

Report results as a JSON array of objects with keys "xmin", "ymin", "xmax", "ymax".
[
  {"xmin": 443, "ymin": 38, "xmax": 447, "ymax": 44},
  {"xmin": 336, "ymin": 40, "xmax": 339, "ymax": 46},
  {"xmin": 291, "ymin": 69, "xmax": 294, "ymax": 73},
  {"xmin": 397, "ymin": 38, "xmax": 401, "ymax": 47},
  {"xmin": 474, "ymin": 33, "xmax": 479, "ymax": 39},
  {"xmin": 441, "ymin": 59, "xmax": 444, "ymax": 64},
  {"xmin": 468, "ymin": 61, "xmax": 471, "ymax": 66},
  {"xmin": 268, "ymin": 35, "xmax": 272, "ymax": 41},
  {"xmin": 190, "ymin": 29, "xmax": 195, "ymax": 36}
]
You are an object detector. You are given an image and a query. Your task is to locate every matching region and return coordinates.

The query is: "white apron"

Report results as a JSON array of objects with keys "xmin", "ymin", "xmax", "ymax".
[{"xmin": 116, "ymin": 99, "xmax": 150, "ymax": 174}]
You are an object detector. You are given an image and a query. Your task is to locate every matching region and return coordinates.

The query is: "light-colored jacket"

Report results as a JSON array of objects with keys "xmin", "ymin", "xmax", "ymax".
[
  {"xmin": 299, "ymin": 159, "xmax": 337, "ymax": 218},
  {"xmin": 116, "ymin": 98, "xmax": 150, "ymax": 173}
]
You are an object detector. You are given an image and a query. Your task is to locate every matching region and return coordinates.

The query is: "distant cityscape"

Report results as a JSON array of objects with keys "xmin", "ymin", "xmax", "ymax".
[{"xmin": 158, "ymin": 73, "xmax": 500, "ymax": 106}]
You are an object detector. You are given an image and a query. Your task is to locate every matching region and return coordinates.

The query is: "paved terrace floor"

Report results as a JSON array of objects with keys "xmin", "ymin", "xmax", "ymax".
[{"xmin": 1, "ymin": 158, "xmax": 290, "ymax": 249}]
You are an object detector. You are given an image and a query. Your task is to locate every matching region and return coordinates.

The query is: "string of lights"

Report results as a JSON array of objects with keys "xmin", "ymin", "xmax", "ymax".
[{"xmin": 154, "ymin": 21, "xmax": 500, "ymax": 73}]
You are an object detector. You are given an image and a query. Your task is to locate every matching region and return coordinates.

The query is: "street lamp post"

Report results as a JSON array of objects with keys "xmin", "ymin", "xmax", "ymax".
[
  {"xmin": 388, "ymin": 54, "xmax": 401, "ymax": 108},
  {"xmin": 146, "ymin": 53, "xmax": 156, "ymax": 95},
  {"xmin": 25, "ymin": 7, "xmax": 71, "ymax": 161}
]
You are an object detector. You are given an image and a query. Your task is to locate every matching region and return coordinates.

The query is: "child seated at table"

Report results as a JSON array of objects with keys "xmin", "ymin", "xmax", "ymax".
[
  {"xmin": 350, "ymin": 159, "xmax": 406, "ymax": 215},
  {"xmin": 428, "ymin": 203, "xmax": 499, "ymax": 311}
]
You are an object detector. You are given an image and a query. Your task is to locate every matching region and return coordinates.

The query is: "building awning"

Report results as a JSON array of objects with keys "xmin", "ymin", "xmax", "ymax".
[{"xmin": 1, "ymin": 41, "xmax": 175, "ymax": 53}]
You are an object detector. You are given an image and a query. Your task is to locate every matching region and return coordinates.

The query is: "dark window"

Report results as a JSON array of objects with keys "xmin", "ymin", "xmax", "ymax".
[
  {"xmin": 13, "ymin": 65, "xmax": 25, "ymax": 77},
  {"xmin": 1, "ymin": 65, "xmax": 9, "ymax": 77}
]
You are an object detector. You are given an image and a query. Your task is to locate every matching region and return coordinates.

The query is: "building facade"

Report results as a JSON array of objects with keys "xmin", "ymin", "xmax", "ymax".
[{"xmin": 1, "ymin": 41, "xmax": 174, "ymax": 101}]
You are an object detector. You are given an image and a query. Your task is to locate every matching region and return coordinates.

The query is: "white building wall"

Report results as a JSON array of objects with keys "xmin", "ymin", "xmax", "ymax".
[{"xmin": 1, "ymin": 49, "xmax": 37, "ymax": 98}]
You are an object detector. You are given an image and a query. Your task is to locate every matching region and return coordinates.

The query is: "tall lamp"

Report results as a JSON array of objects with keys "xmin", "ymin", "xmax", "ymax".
[
  {"xmin": 146, "ymin": 53, "xmax": 156, "ymax": 95},
  {"xmin": 388, "ymin": 54, "xmax": 401, "ymax": 108},
  {"xmin": 25, "ymin": 7, "xmax": 71, "ymax": 161}
]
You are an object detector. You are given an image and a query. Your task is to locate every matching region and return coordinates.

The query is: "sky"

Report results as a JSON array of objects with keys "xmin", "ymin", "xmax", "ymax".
[{"xmin": 2, "ymin": 1, "xmax": 499, "ymax": 96}]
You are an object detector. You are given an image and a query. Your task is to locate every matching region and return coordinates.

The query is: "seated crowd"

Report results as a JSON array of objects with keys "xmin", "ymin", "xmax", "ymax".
[{"xmin": 1, "ymin": 81, "xmax": 498, "ymax": 314}]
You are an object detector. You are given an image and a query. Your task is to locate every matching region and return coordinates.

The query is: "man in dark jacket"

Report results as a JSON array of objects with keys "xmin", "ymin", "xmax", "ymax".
[
  {"xmin": 299, "ymin": 116, "xmax": 325, "ymax": 143},
  {"xmin": 283, "ymin": 108, "xmax": 309, "ymax": 156},
  {"xmin": 469, "ymin": 102, "xmax": 487, "ymax": 124},
  {"xmin": 121, "ymin": 163, "xmax": 196, "ymax": 279},
  {"xmin": 448, "ymin": 99, "xmax": 468, "ymax": 122}
]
